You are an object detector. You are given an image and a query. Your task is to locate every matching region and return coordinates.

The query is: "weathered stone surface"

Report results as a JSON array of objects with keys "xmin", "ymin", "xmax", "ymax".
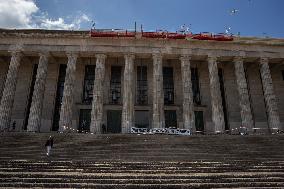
[
  {"xmin": 90, "ymin": 54, "xmax": 106, "ymax": 133},
  {"xmin": 152, "ymin": 54, "xmax": 165, "ymax": 128},
  {"xmin": 180, "ymin": 55, "xmax": 195, "ymax": 131},
  {"xmin": 27, "ymin": 52, "xmax": 49, "ymax": 132},
  {"xmin": 234, "ymin": 56, "xmax": 254, "ymax": 132},
  {"xmin": 207, "ymin": 56, "xmax": 225, "ymax": 133},
  {"xmin": 122, "ymin": 54, "xmax": 135, "ymax": 133},
  {"xmin": 259, "ymin": 58, "xmax": 281, "ymax": 132},
  {"xmin": 59, "ymin": 52, "xmax": 78, "ymax": 131},
  {"xmin": 0, "ymin": 51, "xmax": 22, "ymax": 131}
]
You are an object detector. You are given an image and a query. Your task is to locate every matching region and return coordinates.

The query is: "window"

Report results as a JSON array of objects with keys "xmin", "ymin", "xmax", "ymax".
[
  {"xmin": 136, "ymin": 66, "xmax": 148, "ymax": 105},
  {"xmin": 163, "ymin": 67, "xmax": 174, "ymax": 105},
  {"xmin": 282, "ymin": 70, "xmax": 284, "ymax": 80},
  {"xmin": 109, "ymin": 66, "xmax": 122, "ymax": 104},
  {"xmin": 83, "ymin": 65, "xmax": 95, "ymax": 104},
  {"xmin": 191, "ymin": 68, "xmax": 201, "ymax": 105}
]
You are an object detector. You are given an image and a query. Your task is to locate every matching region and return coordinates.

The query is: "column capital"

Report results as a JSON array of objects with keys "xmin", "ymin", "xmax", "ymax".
[
  {"xmin": 10, "ymin": 51, "xmax": 23, "ymax": 58},
  {"xmin": 124, "ymin": 53, "xmax": 135, "ymax": 60},
  {"xmin": 207, "ymin": 55, "xmax": 218, "ymax": 63},
  {"xmin": 66, "ymin": 52, "xmax": 78, "ymax": 59},
  {"xmin": 39, "ymin": 51, "xmax": 50, "ymax": 58},
  {"xmin": 260, "ymin": 57, "xmax": 269, "ymax": 64},
  {"xmin": 233, "ymin": 56, "xmax": 244, "ymax": 63},
  {"xmin": 95, "ymin": 54, "xmax": 107, "ymax": 60},
  {"xmin": 9, "ymin": 44, "xmax": 24, "ymax": 54},
  {"xmin": 180, "ymin": 55, "xmax": 192, "ymax": 62},
  {"xmin": 152, "ymin": 53, "xmax": 163, "ymax": 60}
]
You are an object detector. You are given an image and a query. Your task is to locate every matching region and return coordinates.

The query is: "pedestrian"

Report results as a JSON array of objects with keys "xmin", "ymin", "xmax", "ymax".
[
  {"xmin": 45, "ymin": 136, "xmax": 53, "ymax": 156},
  {"xmin": 12, "ymin": 121, "xmax": 16, "ymax": 131},
  {"xmin": 102, "ymin": 124, "xmax": 106, "ymax": 134}
]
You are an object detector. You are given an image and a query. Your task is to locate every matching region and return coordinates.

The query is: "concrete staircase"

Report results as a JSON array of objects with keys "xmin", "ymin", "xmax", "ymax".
[{"xmin": 0, "ymin": 132, "xmax": 283, "ymax": 188}]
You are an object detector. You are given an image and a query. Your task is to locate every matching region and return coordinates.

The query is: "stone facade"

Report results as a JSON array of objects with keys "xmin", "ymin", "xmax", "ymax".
[{"xmin": 0, "ymin": 29, "xmax": 283, "ymax": 134}]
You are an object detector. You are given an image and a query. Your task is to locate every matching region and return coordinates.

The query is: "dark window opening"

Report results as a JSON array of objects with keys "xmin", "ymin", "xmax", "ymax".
[
  {"xmin": 23, "ymin": 64, "xmax": 38, "ymax": 130},
  {"xmin": 165, "ymin": 110, "xmax": 177, "ymax": 128},
  {"xmin": 191, "ymin": 68, "xmax": 201, "ymax": 105},
  {"xmin": 136, "ymin": 66, "xmax": 148, "ymax": 105},
  {"xmin": 163, "ymin": 67, "xmax": 174, "ymax": 105},
  {"xmin": 109, "ymin": 66, "xmax": 122, "ymax": 104},
  {"xmin": 52, "ymin": 64, "xmax": 67, "ymax": 131},
  {"xmin": 218, "ymin": 68, "xmax": 229, "ymax": 131},
  {"xmin": 282, "ymin": 70, "xmax": 284, "ymax": 80},
  {"xmin": 83, "ymin": 65, "xmax": 95, "ymax": 104}
]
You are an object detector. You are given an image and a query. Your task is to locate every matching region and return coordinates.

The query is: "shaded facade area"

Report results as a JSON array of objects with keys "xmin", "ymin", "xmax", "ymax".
[{"xmin": 0, "ymin": 29, "xmax": 283, "ymax": 134}]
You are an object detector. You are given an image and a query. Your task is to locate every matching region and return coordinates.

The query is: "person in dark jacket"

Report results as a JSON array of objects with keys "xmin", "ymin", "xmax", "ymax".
[{"xmin": 45, "ymin": 136, "xmax": 53, "ymax": 156}]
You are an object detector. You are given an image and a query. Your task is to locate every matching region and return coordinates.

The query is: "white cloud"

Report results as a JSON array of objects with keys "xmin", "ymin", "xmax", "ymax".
[
  {"xmin": 0, "ymin": 0, "xmax": 91, "ymax": 30},
  {"xmin": 0, "ymin": 0, "xmax": 38, "ymax": 28}
]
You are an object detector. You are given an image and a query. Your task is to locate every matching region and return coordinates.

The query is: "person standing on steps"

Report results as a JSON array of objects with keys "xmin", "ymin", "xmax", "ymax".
[
  {"xmin": 102, "ymin": 123, "xmax": 106, "ymax": 134},
  {"xmin": 45, "ymin": 136, "xmax": 53, "ymax": 156}
]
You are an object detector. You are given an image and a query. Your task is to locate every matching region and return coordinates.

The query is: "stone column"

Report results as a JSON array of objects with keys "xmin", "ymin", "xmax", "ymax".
[
  {"xmin": 207, "ymin": 56, "xmax": 225, "ymax": 133},
  {"xmin": 27, "ymin": 52, "xmax": 49, "ymax": 132},
  {"xmin": 233, "ymin": 56, "xmax": 254, "ymax": 132},
  {"xmin": 122, "ymin": 54, "xmax": 135, "ymax": 133},
  {"xmin": 59, "ymin": 52, "xmax": 78, "ymax": 132},
  {"xmin": 0, "ymin": 51, "xmax": 22, "ymax": 131},
  {"xmin": 152, "ymin": 54, "xmax": 165, "ymax": 128},
  {"xmin": 259, "ymin": 57, "xmax": 281, "ymax": 132},
  {"xmin": 90, "ymin": 54, "xmax": 106, "ymax": 134},
  {"xmin": 180, "ymin": 55, "xmax": 195, "ymax": 131}
]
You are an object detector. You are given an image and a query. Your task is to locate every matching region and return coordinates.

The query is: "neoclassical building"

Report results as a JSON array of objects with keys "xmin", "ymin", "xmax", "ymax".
[{"xmin": 0, "ymin": 29, "xmax": 283, "ymax": 134}]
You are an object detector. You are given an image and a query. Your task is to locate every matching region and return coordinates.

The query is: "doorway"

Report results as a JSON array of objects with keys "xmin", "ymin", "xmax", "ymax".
[
  {"xmin": 78, "ymin": 109, "xmax": 91, "ymax": 132},
  {"xmin": 165, "ymin": 110, "xmax": 177, "ymax": 128},
  {"xmin": 107, "ymin": 110, "xmax": 122, "ymax": 133},
  {"xmin": 135, "ymin": 110, "xmax": 149, "ymax": 128},
  {"xmin": 194, "ymin": 111, "xmax": 204, "ymax": 132}
]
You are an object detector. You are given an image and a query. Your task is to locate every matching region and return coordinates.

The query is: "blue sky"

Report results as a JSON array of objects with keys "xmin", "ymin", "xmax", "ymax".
[{"xmin": 0, "ymin": 0, "xmax": 284, "ymax": 38}]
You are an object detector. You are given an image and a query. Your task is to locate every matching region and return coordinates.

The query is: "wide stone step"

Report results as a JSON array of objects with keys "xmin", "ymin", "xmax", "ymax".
[{"xmin": 0, "ymin": 182, "xmax": 283, "ymax": 188}]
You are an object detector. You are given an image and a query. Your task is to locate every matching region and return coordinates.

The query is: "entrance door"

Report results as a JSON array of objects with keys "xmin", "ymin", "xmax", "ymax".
[
  {"xmin": 79, "ymin": 109, "xmax": 91, "ymax": 132},
  {"xmin": 194, "ymin": 111, "xmax": 204, "ymax": 132},
  {"xmin": 165, "ymin": 110, "xmax": 177, "ymax": 128},
  {"xmin": 135, "ymin": 110, "xmax": 149, "ymax": 128},
  {"xmin": 107, "ymin": 110, "xmax": 122, "ymax": 133}
]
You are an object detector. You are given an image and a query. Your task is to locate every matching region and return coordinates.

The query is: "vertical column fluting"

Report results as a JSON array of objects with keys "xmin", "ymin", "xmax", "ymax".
[
  {"xmin": 0, "ymin": 51, "xmax": 22, "ymax": 131},
  {"xmin": 59, "ymin": 52, "xmax": 78, "ymax": 132},
  {"xmin": 259, "ymin": 57, "xmax": 281, "ymax": 132},
  {"xmin": 233, "ymin": 56, "xmax": 254, "ymax": 132},
  {"xmin": 152, "ymin": 54, "xmax": 165, "ymax": 128},
  {"xmin": 207, "ymin": 56, "xmax": 225, "ymax": 133},
  {"xmin": 180, "ymin": 55, "xmax": 195, "ymax": 131},
  {"xmin": 90, "ymin": 54, "xmax": 106, "ymax": 134},
  {"xmin": 27, "ymin": 52, "xmax": 49, "ymax": 132},
  {"xmin": 122, "ymin": 54, "xmax": 135, "ymax": 133}
]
